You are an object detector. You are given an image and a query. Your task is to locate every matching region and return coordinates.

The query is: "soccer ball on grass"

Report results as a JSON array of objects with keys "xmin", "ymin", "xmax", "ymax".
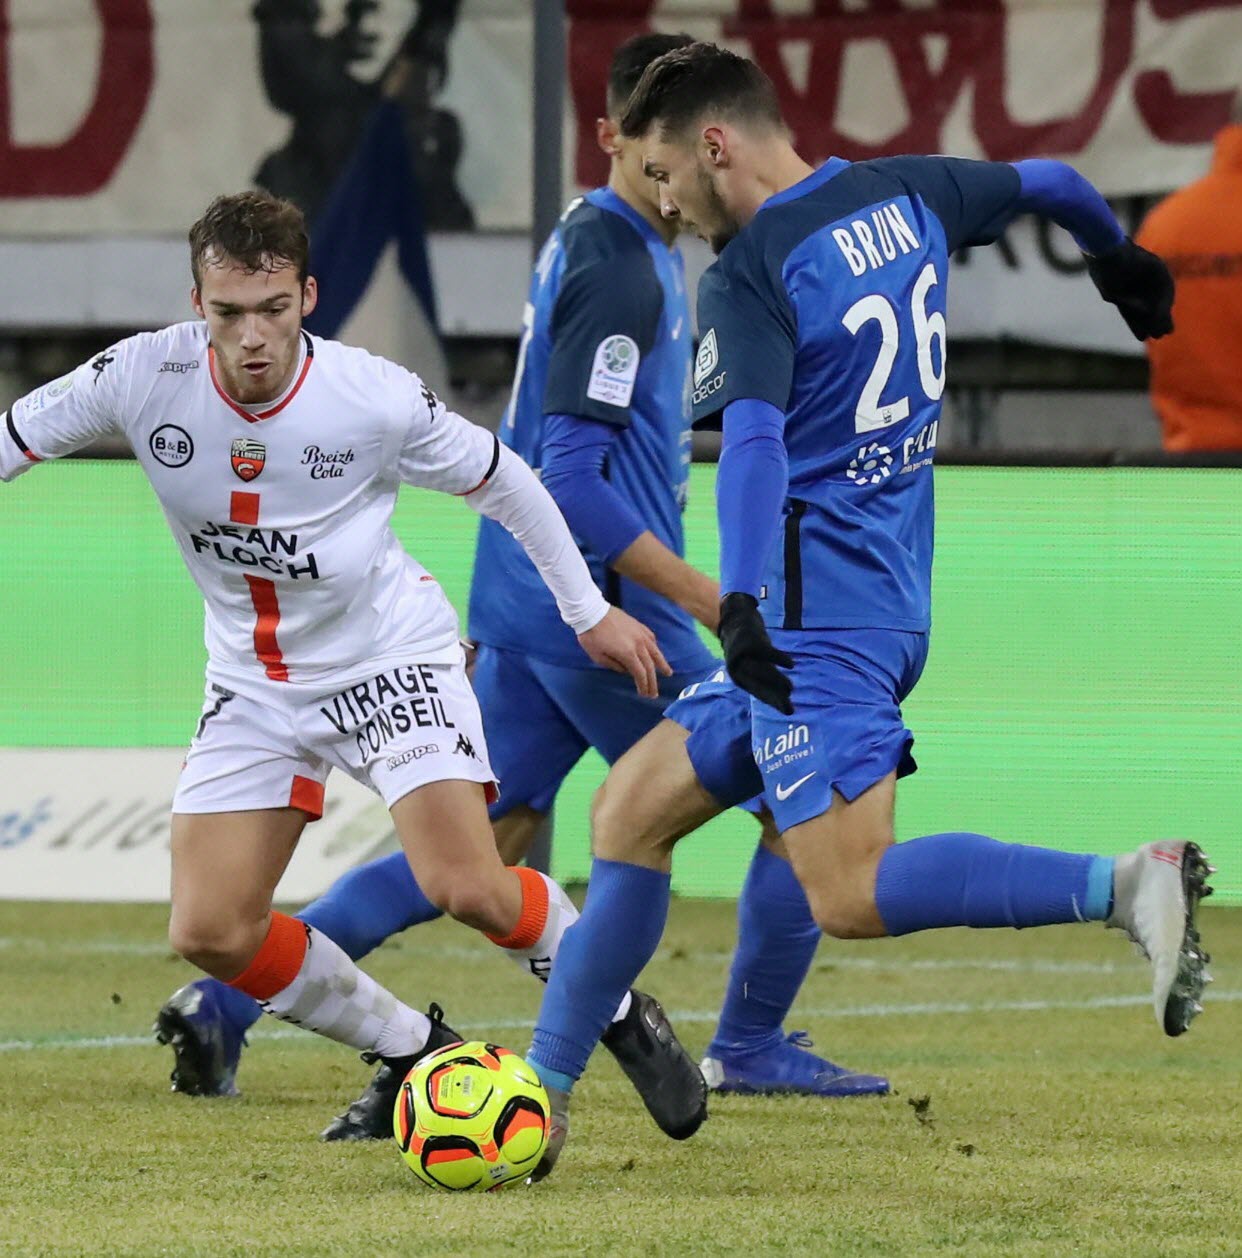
[{"xmin": 393, "ymin": 1040, "xmax": 550, "ymax": 1191}]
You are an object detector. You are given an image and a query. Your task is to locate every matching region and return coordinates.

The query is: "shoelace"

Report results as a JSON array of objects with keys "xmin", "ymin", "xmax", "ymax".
[{"xmin": 786, "ymin": 1030, "xmax": 814, "ymax": 1049}]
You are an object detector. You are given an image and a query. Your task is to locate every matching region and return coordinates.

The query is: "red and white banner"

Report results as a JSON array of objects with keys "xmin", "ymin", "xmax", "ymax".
[{"xmin": 1, "ymin": 0, "xmax": 1240, "ymax": 235}]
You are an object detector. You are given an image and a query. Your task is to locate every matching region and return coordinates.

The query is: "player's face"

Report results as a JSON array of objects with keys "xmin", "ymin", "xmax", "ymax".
[
  {"xmin": 191, "ymin": 254, "xmax": 318, "ymax": 405},
  {"xmin": 598, "ymin": 115, "xmax": 670, "ymax": 228},
  {"xmin": 642, "ymin": 131, "xmax": 741, "ymax": 254}
]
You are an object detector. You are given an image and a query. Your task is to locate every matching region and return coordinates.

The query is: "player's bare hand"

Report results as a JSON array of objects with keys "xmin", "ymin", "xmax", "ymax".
[{"xmin": 578, "ymin": 608, "xmax": 671, "ymax": 698}]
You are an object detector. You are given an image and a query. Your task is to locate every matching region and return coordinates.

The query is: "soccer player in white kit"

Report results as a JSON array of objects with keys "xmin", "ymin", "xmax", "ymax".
[{"xmin": 0, "ymin": 191, "xmax": 681, "ymax": 1114}]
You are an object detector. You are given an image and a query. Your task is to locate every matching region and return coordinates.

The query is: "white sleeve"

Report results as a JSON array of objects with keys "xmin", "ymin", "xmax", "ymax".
[
  {"xmin": 395, "ymin": 372, "xmax": 500, "ymax": 495},
  {"xmin": 0, "ymin": 343, "xmax": 126, "ymax": 483},
  {"xmin": 466, "ymin": 444, "xmax": 610, "ymax": 636}
]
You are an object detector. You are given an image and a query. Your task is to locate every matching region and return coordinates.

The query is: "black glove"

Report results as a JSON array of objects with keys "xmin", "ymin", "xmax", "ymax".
[
  {"xmin": 718, "ymin": 592, "xmax": 794, "ymax": 715},
  {"xmin": 1086, "ymin": 237, "xmax": 1175, "ymax": 341}
]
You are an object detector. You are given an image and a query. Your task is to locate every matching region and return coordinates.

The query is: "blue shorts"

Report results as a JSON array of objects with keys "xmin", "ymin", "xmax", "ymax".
[
  {"xmin": 755, "ymin": 628, "xmax": 927, "ymax": 832},
  {"xmin": 663, "ymin": 667, "xmax": 765, "ymax": 810},
  {"xmin": 471, "ymin": 645, "xmax": 715, "ymax": 818}
]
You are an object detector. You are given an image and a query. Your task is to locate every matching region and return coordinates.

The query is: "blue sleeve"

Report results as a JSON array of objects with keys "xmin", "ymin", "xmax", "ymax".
[
  {"xmin": 717, "ymin": 399, "xmax": 788, "ymax": 600},
  {"xmin": 542, "ymin": 247, "xmax": 663, "ymax": 427},
  {"xmin": 882, "ymin": 155, "xmax": 1023, "ymax": 253},
  {"xmin": 1011, "ymin": 159, "xmax": 1124, "ymax": 255},
  {"xmin": 692, "ymin": 248, "xmax": 796, "ymax": 430},
  {"xmin": 541, "ymin": 412, "xmax": 647, "ymax": 564}
]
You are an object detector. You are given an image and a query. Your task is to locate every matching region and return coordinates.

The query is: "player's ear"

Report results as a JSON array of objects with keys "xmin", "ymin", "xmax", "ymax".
[
  {"xmin": 596, "ymin": 116, "xmax": 621, "ymax": 157},
  {"xmin": 301, "ymin": 276, "xmax": 318, "ymax": 318},
  {"xmin": 702, "ymin": 125, "xmax": 728, "ymax": 167},
  {"xmin": 190, "ymin": 287, "xmax": 205, "ymax": 318}
]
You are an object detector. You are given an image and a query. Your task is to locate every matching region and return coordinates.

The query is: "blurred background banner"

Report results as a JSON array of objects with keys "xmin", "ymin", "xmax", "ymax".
[
  {"xmin": 3, "ymin": 0, "xmax": 1241, "ymax": 354},
  {"xmin": 2, "ymin": 0, "xmax": 1240, "ymax": 235}
]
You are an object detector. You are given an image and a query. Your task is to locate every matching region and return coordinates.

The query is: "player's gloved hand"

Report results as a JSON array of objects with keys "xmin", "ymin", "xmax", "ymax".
[
  {"xmin": 578, "ymin": 607, "xmax": 672, "ymax": 698},
  {"xmin": 1086, "ymin": 237, "xmax": 1175, "ymax": 341},
  {"xmin": 718, "ymin": 592, "xmax": 794, "ymax": 716}
]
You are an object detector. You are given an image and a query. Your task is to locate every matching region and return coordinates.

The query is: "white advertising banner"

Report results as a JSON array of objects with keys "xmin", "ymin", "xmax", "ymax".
[
  {"xmin": 0, "ymin": 748, "xmax": 398, "ymax": 902},
  {"xmin": 1, "ymin": 0, "xmax": 1240, "ymax": 235}
]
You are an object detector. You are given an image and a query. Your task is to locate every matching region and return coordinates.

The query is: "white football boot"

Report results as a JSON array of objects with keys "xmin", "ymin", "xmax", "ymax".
[{"xmin": 1107, "ymin": 840, "xmax": 1214, "ymax": 1036}]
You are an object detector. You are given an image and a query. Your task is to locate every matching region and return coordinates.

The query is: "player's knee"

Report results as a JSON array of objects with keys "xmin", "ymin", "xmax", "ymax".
[
  {"xmin": 421, "ymin": 872, "xmax": 509, "ymax": 935},
  {"xmin": 810, "ymin": 897, "xmax": 875, "ymax": 940},
  {"xmin": 805, "ymin": 874, "xmax": 885, "ymax": 939},
  {"xmin": 168, "ymin": 912, "xmax": 265, "ymax": 978}
]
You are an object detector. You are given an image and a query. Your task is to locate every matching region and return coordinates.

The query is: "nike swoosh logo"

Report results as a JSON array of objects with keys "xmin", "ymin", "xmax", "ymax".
[{"xmin": 774, "ymin": 772, "xmax": 816, "ymax": 802}]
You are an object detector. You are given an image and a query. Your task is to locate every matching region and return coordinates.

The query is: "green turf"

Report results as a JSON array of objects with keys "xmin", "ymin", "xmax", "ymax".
[{"xmin": 1, "ymin": 899, "xmax": 1238, "ymax": 1257}]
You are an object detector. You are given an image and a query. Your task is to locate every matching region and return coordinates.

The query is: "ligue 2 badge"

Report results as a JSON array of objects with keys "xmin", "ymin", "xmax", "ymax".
[{"xmin": 231, "ymin": 438, "xmax": 266, "ymax": 482}]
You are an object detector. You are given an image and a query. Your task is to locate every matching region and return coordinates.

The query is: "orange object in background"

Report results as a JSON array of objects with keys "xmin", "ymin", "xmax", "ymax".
[{"xmin": 1138, "ymin": 123, "xmax": 1242, "ymax": 452}]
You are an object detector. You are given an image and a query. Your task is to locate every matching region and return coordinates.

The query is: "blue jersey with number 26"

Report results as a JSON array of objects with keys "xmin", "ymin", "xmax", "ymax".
[{"xmin": 693, "ymin": 156, "xmax": 1022, "ymax": 632}]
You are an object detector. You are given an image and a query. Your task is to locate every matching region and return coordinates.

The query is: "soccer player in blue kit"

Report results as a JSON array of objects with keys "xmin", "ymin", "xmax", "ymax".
[
  {"xmin": 524, "ymin": 42, "xmax": 1215, "ymax": 1178},
  {"xmin": 155, "ymin": 33, "xmax": 887, "ymax": 1137}
]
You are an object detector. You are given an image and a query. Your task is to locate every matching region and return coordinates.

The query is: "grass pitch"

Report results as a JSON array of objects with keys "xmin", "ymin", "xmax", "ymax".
[{"xmin": 1, "ymin": 899, "xmax": 1239, "ymax": 1258}]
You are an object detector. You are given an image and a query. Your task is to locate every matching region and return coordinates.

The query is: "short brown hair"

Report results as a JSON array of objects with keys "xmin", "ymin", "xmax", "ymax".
[
  {"xmin": 188, "ymin": 191, "xmax": 309, "ymax": 288},
  {"xmin": 620, "ymin": 42, "xmax": 784, "ymax": 141}
]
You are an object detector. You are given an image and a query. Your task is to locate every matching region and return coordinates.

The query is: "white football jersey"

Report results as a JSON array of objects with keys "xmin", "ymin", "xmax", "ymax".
[{"xmin": 1, "ymin": 322, "xmax": 502, "ymax": 692}]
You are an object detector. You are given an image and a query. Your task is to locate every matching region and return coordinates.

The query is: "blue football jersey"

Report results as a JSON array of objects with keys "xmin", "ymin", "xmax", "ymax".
[
  {"xmin": 693, "ymin": 156, "xmax": 1022, "ymax": 632},
  {"xmin": 469, "ymin": 188, "xmax": 714, "ymax": 672}
]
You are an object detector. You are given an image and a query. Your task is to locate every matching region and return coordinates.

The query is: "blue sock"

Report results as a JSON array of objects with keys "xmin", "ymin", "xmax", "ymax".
[
  {"xmin": 201, "ymin": 851, "xmax": 444, "ymax": 1034},
  {"xmin": 529, "ymin": 859, "xmax": 670, "ymax": 1090},
  {"xmin": 192, "ymin": 976, "xmax": 268, "ymax": 1034},
  {"xmin": 874, "ymin": 832, "xmax": 1115, "ymax": 936},
  {"xmin": 708, "ymin": 844, "xmax": 820, "ymax": 1058},
  {"xmin": 299, "ymin": 850, "xmax": 443, "ymax": 958}
]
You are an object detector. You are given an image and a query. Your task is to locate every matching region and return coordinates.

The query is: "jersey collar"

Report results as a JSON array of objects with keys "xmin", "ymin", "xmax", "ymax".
[
  {"xmin": 758, "ymin": 157, "xmax": 851, "ymax": 214},
  {"xmin": 208, "ymin": 329, "xmax": 315, "ymax": 423},
  {"xmin": 588, "ymin": 186, "xmax": 669, "ymax": 249}
]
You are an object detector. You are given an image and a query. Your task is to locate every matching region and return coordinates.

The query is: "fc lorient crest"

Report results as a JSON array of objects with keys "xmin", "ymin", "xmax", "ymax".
[{"xmin": 231, "ymin": 438, "xmax": 266, "ymax": 482}]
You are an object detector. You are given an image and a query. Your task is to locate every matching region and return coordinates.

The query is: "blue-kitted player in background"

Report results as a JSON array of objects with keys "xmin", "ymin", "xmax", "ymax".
[
  {"xmin": 155, "ymin": 33, "xmax": 888, "ymax": 1138},
  {"xmin": 524, "ymin": 41, "xmax": 1214, "ymax": 1179}
]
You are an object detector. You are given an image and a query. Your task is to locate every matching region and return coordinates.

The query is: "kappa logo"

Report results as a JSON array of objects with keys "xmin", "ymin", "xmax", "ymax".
[
  {"xmin": 231, "ymin": 438, "xmax": 266, "ymax": 482},
  {"xmin": 586, "ymin": 334, "xmax": 640, "ymax": 408},
  {"xmin": 91, "ymin": 351, "xmax": 115, "ymax": 384},
  {"xmin": 158, "ymin": 360, "xmax": 199, "ymax": 374},
  {"xmin": 386, "ymin": 744, "xmax": 439, "ymax": 770},
  {"xmin": 420, "ymin": 381, "xmax": 439, "ymax": 417},
  {"xmin": 453, "ymin": 732, "xmax": 479, "ymax": 760}
]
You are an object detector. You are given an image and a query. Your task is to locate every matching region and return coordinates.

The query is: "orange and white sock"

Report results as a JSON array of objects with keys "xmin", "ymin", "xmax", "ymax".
[
  {"xmin": 228, "ymin": 912, "xmax": 432, "ymax": 1059},
  {"xmin": 487, "ymin": 868, "xmax": 631, "ymax": 1023}
]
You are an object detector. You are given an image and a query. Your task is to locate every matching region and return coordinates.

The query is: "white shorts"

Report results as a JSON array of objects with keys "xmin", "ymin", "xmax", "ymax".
[{"xmin": 173, "ymin": 661, "xmax": 499, "ymax": 819}]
